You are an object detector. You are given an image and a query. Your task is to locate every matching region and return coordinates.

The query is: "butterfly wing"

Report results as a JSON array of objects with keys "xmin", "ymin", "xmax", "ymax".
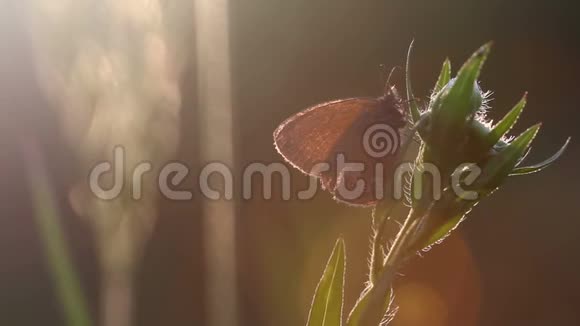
[
  {"xmin": 273, "ymin": 98, "xmax": 378, "ymax": 175},
  {"xmin": 327, "ymin": 102, "xmax": 407, "ymax": 206},
  {"xmin": 274, "ymin": 95, "xmax": 407, "ymax": 206}
]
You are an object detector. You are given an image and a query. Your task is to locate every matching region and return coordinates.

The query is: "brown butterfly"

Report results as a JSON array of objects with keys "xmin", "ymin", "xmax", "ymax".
[{"xmin": 273, "ymin": 81, "xmax": 410, "ymax": 206}]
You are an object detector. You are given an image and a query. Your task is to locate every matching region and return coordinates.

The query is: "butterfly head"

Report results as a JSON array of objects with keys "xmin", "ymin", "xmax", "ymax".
[{"xmin": 378, "ymin": 85, "xmax": 407, "ymax": 130}]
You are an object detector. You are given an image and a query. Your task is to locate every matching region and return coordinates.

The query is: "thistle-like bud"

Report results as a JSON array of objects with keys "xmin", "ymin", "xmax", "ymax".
[{"xmin": 409, "ymin": 43, "xmax": 570, "ymax": 250}]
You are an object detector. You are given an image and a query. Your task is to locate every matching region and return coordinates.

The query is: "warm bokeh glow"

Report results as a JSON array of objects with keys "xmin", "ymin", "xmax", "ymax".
[{"xmin": 1, "ymin": 0, "xmax": 578, "ymax": 326}]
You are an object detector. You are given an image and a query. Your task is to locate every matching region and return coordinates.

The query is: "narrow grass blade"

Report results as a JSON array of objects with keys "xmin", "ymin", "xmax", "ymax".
[{"xmin": 23, "ymin": 144, "xmax": 92, "ymax": 326}]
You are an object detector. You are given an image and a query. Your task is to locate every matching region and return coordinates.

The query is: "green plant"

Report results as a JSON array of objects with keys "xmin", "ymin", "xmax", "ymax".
[{"xmin": 301, "ymin": 42, "xmax": 570, "ymax": 326}]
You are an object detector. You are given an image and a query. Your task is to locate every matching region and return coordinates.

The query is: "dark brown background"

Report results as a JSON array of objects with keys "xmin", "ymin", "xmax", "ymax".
[{"xmin": 1, "ymin": 0, "xmax": 579, "ymax": 325}]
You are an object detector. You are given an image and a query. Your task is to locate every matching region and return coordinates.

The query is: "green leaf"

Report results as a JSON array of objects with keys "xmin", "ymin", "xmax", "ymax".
[
  {"xmin": 406, "ymin": 40, "xmax": 421, "ymax": 124},
  {"xmin": 430, "ymin": 43, "xmax": 491, "ymax": 147},
  {"xmin": 414, "ymin": 193, "xmax": 474, "ymax": 249},
  {"xmin": 476, "ymin": 123, "xmax": 541, "ymax": 190},
  {"xmin": 346, "ymin": 288, "xmax": 370, "ymax": 326},
  {"xmin": 433, "ymin": 58, "xmax": 451, "ymax": 94},
  {"xmin": 485, "ymin": 93, "xmax": 527, "ymax": 147},
  {"xmin": 422, "ymin": 214, "xmax": 464, "ymax": 248},
  {"xmin": 346, "ymin": 286, "xmax": 394, "ymax": 326},
  {"xmin": 510, "ymin": 137, "xmax": 570, "ymax": 175},
  {"xmin": 307, "ymin": 238, "xmax": 346, "ymax": 326},
  {"xmin": 443, "ymin": 42, "xmax": 490, "ymax": 113}
]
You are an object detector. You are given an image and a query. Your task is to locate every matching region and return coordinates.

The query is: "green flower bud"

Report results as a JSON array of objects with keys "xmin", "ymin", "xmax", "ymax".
[{"xmin": 406, "ymin": 43, "xmax": 570, "ymax": 251}]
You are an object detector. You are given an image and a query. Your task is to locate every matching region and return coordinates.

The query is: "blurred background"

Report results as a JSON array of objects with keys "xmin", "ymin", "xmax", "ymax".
[{"xmin": 1, "ymin": 0, "xmax": 579, "ymax": 325}]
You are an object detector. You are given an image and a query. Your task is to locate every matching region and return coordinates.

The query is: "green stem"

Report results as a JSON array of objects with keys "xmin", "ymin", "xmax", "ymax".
[
  {"xmin": 382, "ymin": 209, "xmax": 420, "ymax": 270},
  {"xmin": 357, "ymin": 209, "xmax": 421, "ymax": 326},
  {"xmin": 369, "ymin": 208, "xmax": 392, "ymax": 285}
]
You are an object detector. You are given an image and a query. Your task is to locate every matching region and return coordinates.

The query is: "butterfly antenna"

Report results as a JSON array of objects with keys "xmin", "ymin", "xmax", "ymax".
[
  {"xmin": 386, "ymin": 66, "xmax": 399, "ymax": 86},
  {"xmin": 378, "ymin": 64, "xmax": 387, "ymax": 86},
  {"xmin": 384, "ymin": 66, "xmax": 402, "ymax": 94}
]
